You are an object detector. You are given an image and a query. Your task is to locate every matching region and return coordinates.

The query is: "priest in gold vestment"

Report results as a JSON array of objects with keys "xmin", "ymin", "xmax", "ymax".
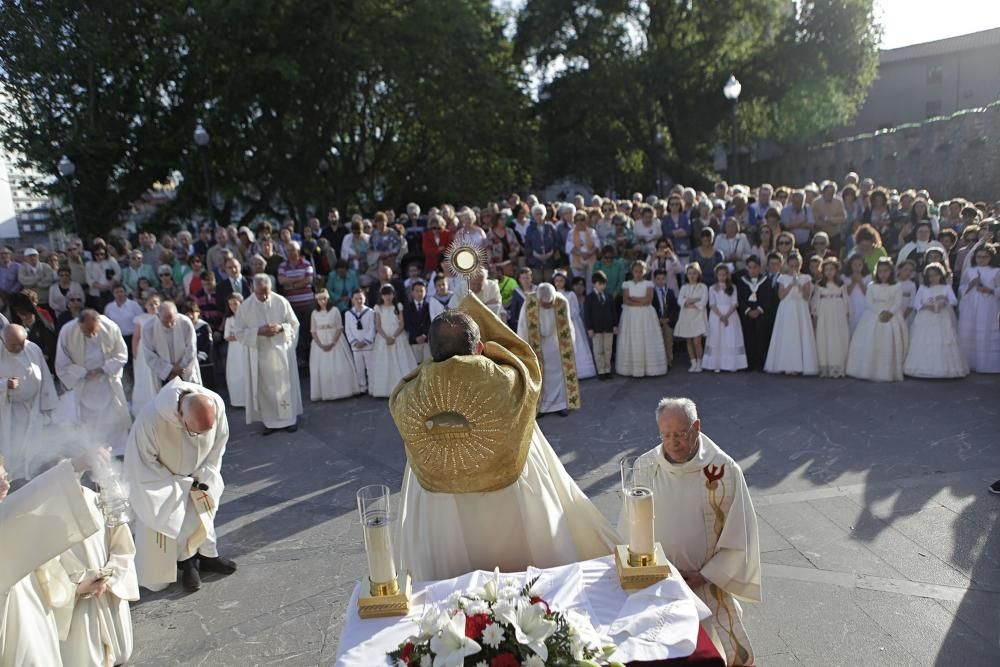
[{"xmin": 390, "ymin": 294, "xmax": 620, "ymax": 581}]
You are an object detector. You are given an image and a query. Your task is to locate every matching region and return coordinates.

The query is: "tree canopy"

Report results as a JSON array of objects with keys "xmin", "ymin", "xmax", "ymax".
[{"xmin": 0, "ymin": 0, "xmax": 879, "ymax": 238}]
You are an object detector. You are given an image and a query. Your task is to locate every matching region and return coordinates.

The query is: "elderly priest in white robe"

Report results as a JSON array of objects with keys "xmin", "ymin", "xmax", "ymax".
[
  {"xmin": 125, "ymin": 378, "xmax": 234, "ymax": 592},
  {"xmin": 141, "ymin": 300, "xmax": 202, "ymax": 391},
  {"xmin": 0, "ymin": 324, "xmax": 59, "ymax": 480},
  {"xmin": 618, "ymin": 397, "xmax": 761, "ymax": 666},
  {"xmin": 233, "ymin": 273, "xmax": 303, "ymax": 435},
  {"xmin": 390, "ymin": 294, "xmax": 620, "ymax": 581},
  {"xmin": 0, "ymin": 449, "xmax": 107, "ymax": 666},
  {"xmin": 54, "ymin": 310, "xmax": 132, "ymax": 456},
  {"xmin": 516, "ymin": 283, "xmax": 580, "ymax": 417}
]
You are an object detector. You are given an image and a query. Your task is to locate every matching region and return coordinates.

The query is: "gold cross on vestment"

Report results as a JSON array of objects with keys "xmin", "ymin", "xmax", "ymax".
[{"xmin": 279, "ymin": 399, "xmax": 290, "ymax": 409}]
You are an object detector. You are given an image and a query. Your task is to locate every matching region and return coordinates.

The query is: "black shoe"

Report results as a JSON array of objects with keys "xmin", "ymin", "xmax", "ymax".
[
  {"xmin": 262, "ymin": 427, "xmax": 277, "ymax": 436},
  {"xmin": 199, "ymin": 554, "xmax": 238, "ymax": 575},
  {"xmin": 179, "ymin": 558, "xmax": 201, "ymax": 591},
  {"xmin": 285, "ymin": 424, "xmax": 298, "ymax": 433},
  {"xmin": 557, "ymin": 409, "xmax": 569, "ymax": 417},
  {"xmin": 990, "ymin": 480, "xmax": 1000, "ymax": 495}
]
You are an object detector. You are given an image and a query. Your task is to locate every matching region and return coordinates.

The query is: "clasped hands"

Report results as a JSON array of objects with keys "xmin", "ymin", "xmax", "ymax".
[{"xmin": 258, "ymin": 323, "xmax": 283, "ymax": 337}]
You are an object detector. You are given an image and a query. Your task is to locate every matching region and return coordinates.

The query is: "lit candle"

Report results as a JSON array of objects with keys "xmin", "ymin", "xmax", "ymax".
[
  {"xmin": 363, "ymin": 513, "xmax": 397, "ymax": 585},
  {"xmin": 625, "ymin": 486, "xmax": 655, "ymax": 556}
]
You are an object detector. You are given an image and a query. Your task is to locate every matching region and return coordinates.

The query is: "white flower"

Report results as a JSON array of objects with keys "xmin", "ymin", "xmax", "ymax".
[
  {"xmin": 512, "ymin": 601, "xmax": 557, "ymax": 661},
  {"xmin": 476, "ymin": 567, "xmax": 502, "ymax": 602},
  {"xmin": 396, "ymin": 660, "xmax": 408, "ymax": 667},
  {"xmin": 420, "ymin": 655, "xmax": 432, "ymax": 667},
  {"xmin": 498, "ymin": 584, "xmax": 520, "ymax": 600},
  {"xmin": 491, "ymin": 598, "xmax": 518, "ymax": 627},
  {"xmin": 481, "ymin": 622, "xmax": 505, "ymax": 649},
  {"xmin": 417, "ymin": 607, "xmax": 449, "ymax": 641},
  {"xmin": 473, "ymin": 662, "xmax": 488, "ymax": 667},
  {"xmin": 524, "ymin": 655, "xmax": 546, "ymax": 667},
  {"xmin": 429, "ymin": 611, "xmax": 482, "ymax": 667},
  {"xmin": 444, "ymin": 591, "xmax": 465, "ymax": 608},
  {"xmin": 463, "ymin": 598, "xmax": 489, "ymax": 616},
  {"xmin": 564, "ymin": 609, "xmax": 602, "ymax": 657}
]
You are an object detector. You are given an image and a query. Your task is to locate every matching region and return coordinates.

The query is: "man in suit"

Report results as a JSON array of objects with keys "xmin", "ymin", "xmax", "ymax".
[
  {"xmin": 366, "ymin": 264, "xmax": 404, "ymax": 309},
  {"xmin": 651, "ymin": 269, "xmax": 680, "ymax": 367},
  {"xmin": 217, "ymin": 257, "xmax": 251, "ymax": 305},
  {"xmin": 506, "ymin": 267, "xmax": 534, "ymax": 333},
  {"xmin": 583, "ymin": 270, "xmax": 618, "ymax": 379},
  {"xmin": 735, "ymin": 255, "xmax": 778, "ymax": 371},
  {"xmin": 403, "ymin": 280, "xmax": 433, "ymax": 363}
]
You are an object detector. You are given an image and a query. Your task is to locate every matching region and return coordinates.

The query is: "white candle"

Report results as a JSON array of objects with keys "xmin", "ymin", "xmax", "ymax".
[
  {"xmin": 625, "ymin": 487, "xmax": 655, "ymax": 556},
  {"xmin": 363, "ymin": 514, "xmax": 397, "ymax": 585}
]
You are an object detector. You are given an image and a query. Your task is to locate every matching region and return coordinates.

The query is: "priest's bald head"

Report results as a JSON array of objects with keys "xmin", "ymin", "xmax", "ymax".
[
  {"xmin": 2, "ymin": 323, "xmax": 26, "ymax": 353},
  {"xmin": 158, "ymin": 301, "xmax": 179, "ymax": 328},
  {"xmin": 428, "ymin": 311, "xmax": 485, "ymax": 362},
  {"xmin": 252, "ymin": 273, "xmax": 272, "ymax": 300},
  {"xmin": 78, "ymin": 309, "xmax": 102, "ymax": 336},
  {"xmin": 178, "ymin": 390, "xmax": 217, "ymax": 436},
  {"xmin": 656, "ymin": 397, "xmax": 702, "ymax": 464}
]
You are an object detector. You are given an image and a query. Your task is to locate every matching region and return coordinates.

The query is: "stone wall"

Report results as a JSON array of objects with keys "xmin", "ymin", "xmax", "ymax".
[{"xmin": 753, "ymin": 101, "xmax": 1000, "ymax": 202}]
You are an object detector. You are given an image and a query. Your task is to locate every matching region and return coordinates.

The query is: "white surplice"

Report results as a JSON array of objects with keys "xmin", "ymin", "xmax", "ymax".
[
  {"xmin": 233, "ymin": 292, "xmax": 303, "ymax": 428},
  {"xmin": 0, "ymin": 460, "xmax": 101, "ymax": 667},
  {"xmin": 124, "ymin": 379, "xmax": 229, "ymax": 591},
  {"xmin": 397, "ymin": 424, "xmax": 621, "ymax": 581},
  {"xmin": 618, "ymin": 435, "xmax": 761, "ymax": 666},
  {"xmin": 57, "ymin": 486, "xmax": 139, "ymax": 667},
  {"xmin": 223, "ymin": 317, "xmax": 246, "ymax": 407},
  {"xmin": 54, "ymin": 316, "xmax": 132, "ymax": 456},
  {"xmin": 516, "ymin": 297, "xmax": 574, "ymax": 414},
  {"xmin": 141, "ymin": 314, "xmax": 202, "ymax": 391},
  {"xmin": 130, "ymin": 313, "xmax": 158, "ymax": 416},
  {"xmin": 0, "ymin": 340, "xmax": 58, "ymax": 480}
]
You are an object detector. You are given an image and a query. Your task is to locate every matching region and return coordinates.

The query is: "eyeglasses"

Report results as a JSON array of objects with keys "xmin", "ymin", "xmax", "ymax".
[
  {"xmin": 69, "ymin": 297, "xmax": 83, "ymax": 302},
  {"xmin": 660, "ymin": 423, "xmax": 696, "ymax": 442}
]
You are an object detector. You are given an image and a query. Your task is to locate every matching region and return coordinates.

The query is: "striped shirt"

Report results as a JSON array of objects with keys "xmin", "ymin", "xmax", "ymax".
[{"xmin": 277, "ymin": 258, "xmax": 315, "ymax": 307}]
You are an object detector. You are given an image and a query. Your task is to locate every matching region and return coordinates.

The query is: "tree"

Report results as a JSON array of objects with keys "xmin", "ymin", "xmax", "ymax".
[{"xmin": 516, "ymin": 0, "xmax": 880, "ymax": 192}]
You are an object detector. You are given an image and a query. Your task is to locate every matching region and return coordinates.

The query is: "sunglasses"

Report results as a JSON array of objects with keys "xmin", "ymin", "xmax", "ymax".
[
  {"xmin": 777, "ymin": 240, "xmax": 792, "ymax": 246},
  {"xmin": 69, "ymin": 298, "xmax": 83, "ymax": 302}
]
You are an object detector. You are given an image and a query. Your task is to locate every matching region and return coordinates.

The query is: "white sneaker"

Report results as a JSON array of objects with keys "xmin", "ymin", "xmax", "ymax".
[
  {"xmin": 688, "ymin": 360, "xmax": 697, "ymax": 373},
  {"xmin": 693, "ymin": 359, "xmax": 703, "ymax": 373}
]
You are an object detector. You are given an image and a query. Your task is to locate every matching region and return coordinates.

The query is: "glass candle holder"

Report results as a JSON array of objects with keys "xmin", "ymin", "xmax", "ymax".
[
  {"xmin": 357, "ymin": 484, "xmax": 399, "ymax": 596},
  {"xmin": 621, "ymin": 455, "xmax": 657, "ymax": 566},
  {"xmin": 92, "ymin": 462, "xmax": 132, "ymax": 528}
]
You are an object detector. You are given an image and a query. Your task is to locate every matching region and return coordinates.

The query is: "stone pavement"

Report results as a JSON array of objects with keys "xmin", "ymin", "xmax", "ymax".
[{"xmin": 129, "ymin": 370, "xmax": 1000, "ymax": 666}]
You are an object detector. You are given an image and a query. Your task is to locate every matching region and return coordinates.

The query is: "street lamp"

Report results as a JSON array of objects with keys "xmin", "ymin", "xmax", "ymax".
[
  {"xmin": 723, "ymin": 74, "xmax": 742, "ymax": 185},
  {"xmin": 654, "ymin": 132, "xmax": 664, "ymax": 197},
  {"xmin": 193, "ymin": 123, "xmax": 214, "ymax": 228},
  {"xmin": 57, "ymin": 155, "xmax": 83, "ymax": 240}
]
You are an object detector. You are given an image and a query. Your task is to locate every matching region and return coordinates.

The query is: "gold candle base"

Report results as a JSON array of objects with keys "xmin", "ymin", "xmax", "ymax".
[
  {"xmin": 357, "ymin": 572, "xmax": 412, "ymax": 619},
  {"xmin": 615, "ymin": 543, "xmax": 671, "ymax": 590}
]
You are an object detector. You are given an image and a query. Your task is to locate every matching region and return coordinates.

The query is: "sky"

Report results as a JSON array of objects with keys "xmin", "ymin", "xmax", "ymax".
[{"xmin": 875, "ymin": 0, "xmax": 997, "ymax": 49}]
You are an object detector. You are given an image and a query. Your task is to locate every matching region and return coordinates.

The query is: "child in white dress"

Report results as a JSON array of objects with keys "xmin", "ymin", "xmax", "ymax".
[
  {"xmin": 674, "ymin": 264, "xmax": 708, "ymax": 373},
  {"xmin": 846, "ymin": 257, "xmax": 908, "ymax": 381},
  {"xmin": 615, "ymin": 260, "xmax": 668, "ymax": 377},
  {"xmin": 310, "ymin": 289, "xmax": 361, "ymax": 400},
  {"xmin": 957, "ymin": 244, "xmax": 1000, "ymax": 373},
  {"xmin": 896, "ymin": 260, "xmax": 918, "ymax": 327},
  {"xmin": 904, "ymin": 263, "xmax": 968, "ymax": 378},
  {"xmin": 130, "ymin": 293, "xmax": 161, "ymax": 415},
  {"xmin": 764, "ymin": 251, "xmax": 818, "ymax": 375},
  {"xmin": 369, "ymin": 284, "xmax": 417, "ymax": 397},
  {"xmin": 844, "ymin": 254, "xmax": 870, "ymax": 336},
  {"xmin": 223, "ymin": 294, "xmax": 246, "ymax": 407},
  {"xmin": 812, "ymin": 258, "xmax": 850, "ymax": 378},
  {"xmin": 702, "ymin": 264, "xmax": 747, "ymax": 372},
  {"xmin": 554, "ymin": 272, "xmax": 596, "ymax": 379}
]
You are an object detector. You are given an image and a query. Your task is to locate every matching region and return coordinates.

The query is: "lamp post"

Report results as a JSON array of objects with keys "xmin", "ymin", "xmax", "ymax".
[
  {"xmin": 723, "ymin": 74, "xmax": 742, "ymax": 185},
  {"xmin": 318, "ymin": 158, "xmax": 330, "ymax": 221},
  {"xmin": 57, "ymin": 155, "xmax": 82, "ymax": 240},
  {"xmin": 193, "ymin": 123, "xmax": 213, "ymax": 229}
]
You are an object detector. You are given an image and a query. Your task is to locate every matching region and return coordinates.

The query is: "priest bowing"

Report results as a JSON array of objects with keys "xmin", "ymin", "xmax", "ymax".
[
  {"xmin": 233, "ymin": 274, "xmax": 303, "ymax": 435},
  {"xmin": 141, "ymin": 301, "xmax": 202, "ymax": 393},
  {"xmin": 516, "ymin": 283, "xmax": 580, "ymax": 417},
  {"xmin": 0, "ymin": 324, "xmax": 58, "ymax": 480},
  {"xmin": 618, "ymin": 397, "xmax": 761, "ymax": 666},
  {"xmin": 124, "ymin": 378, "xmax": 235, "ymax": 592},
  {"xmin": 390, "ymin": 294, "xmax": 620, "ymax": 581},
  {"xmin": 54, "ymin": 310, "xmax": 132, "ymax": 456}
]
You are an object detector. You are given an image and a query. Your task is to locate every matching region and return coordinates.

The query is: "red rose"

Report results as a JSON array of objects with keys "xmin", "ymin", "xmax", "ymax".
[
  {"xmin": 465, "ymin": 613, "xmax": 491, "ymax": 640},
  {"xmin": 491, "ymin": 653, "xmax": 521, "ymax": 667},
  {"xmin": 529, "ymin": 596, "xmax": 551, "ymax": 614},
  {"xmin": 400, "ymin": 642, "xmax": 414, "ymax": 664}
]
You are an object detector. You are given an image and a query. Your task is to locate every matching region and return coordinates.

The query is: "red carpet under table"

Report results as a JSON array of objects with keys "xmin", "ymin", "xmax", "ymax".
[{"xmin": 628, "ymin": 627, "xmax": 726, "ymax": 666}]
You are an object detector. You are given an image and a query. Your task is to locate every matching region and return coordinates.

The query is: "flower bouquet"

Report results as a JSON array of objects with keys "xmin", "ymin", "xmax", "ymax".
[{"xmin": 388, "ymin": 569, "xmax": 623, "ymax": 667}]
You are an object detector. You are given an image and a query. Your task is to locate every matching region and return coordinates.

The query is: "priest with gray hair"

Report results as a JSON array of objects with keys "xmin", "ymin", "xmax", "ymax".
[
  {"xmin": 140, "ymin": 300, "xmax": 201, "ymax": 395},
  {"xmin": 617, "ymin": 396, "xmax": 761, "ymax": 666},
  {"xmin": 232, "ymin": 273, "xmax": 302, "ymax": 434},
  {"xmin": 0, "ymin": 323, "xmax": 58, "ymax": 479}
]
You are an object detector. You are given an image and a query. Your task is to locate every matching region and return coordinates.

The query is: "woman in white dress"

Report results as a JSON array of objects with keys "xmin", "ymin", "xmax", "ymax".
[
  {"xmin": 846, "ymin": 258, "xmax": 908, "ymax": 381},
  {"xmin": 615, "ymin": 260, "xmax": 668, "ymax": 377},
  {"xmin": 223, "ymin": 294, "xmax": 246, "ymax": 407},
  {"xmin": 904, "ymin": 262, "xmax": 968, "ymax": 378},
  {"xmin": 130, "ymin": 293, "xmax": 160, "ymax": 415},
  {"xmin": 844, "ymin": 254, "xmax": 870, "ymax": 335},
  {"xmin": 369, "ymin": 284, "xmax": 417, "ymax": 397},
  {"xmin": 812, "ymin": 258, "xmax": 850, "ymax": 378},
  {"xmin": 310, "ymin": 289, "xmax": 361, "ymax": 400},
  {"xmin": 764, "ymin": 251, "xmax": 818, "ymax": 375},
  {"xmin": 553, "ymin": 271, "xmax": 596, "ymax": 379},
  {"xmin": 674, "ymin": 264, "xmax": 709, "ymax": 372},
  {"xmin": 702, "ymin": 264, "xmax": 747, "ymax": 372},
  {"xmin": 958, "ymin": 244, "xmax": 1000, "ymax": 373}
]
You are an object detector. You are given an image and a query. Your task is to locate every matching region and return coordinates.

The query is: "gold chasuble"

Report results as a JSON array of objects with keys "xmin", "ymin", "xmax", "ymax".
[{"xmin": 523, "ymin": 292, "xmax": 580, "ymax": 411}]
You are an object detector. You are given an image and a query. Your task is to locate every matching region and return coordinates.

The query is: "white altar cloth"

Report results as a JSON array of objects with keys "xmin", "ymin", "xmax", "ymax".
[{"xmin": 334, "ymin": 555, "xmax": 711, "ymax": 665}]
